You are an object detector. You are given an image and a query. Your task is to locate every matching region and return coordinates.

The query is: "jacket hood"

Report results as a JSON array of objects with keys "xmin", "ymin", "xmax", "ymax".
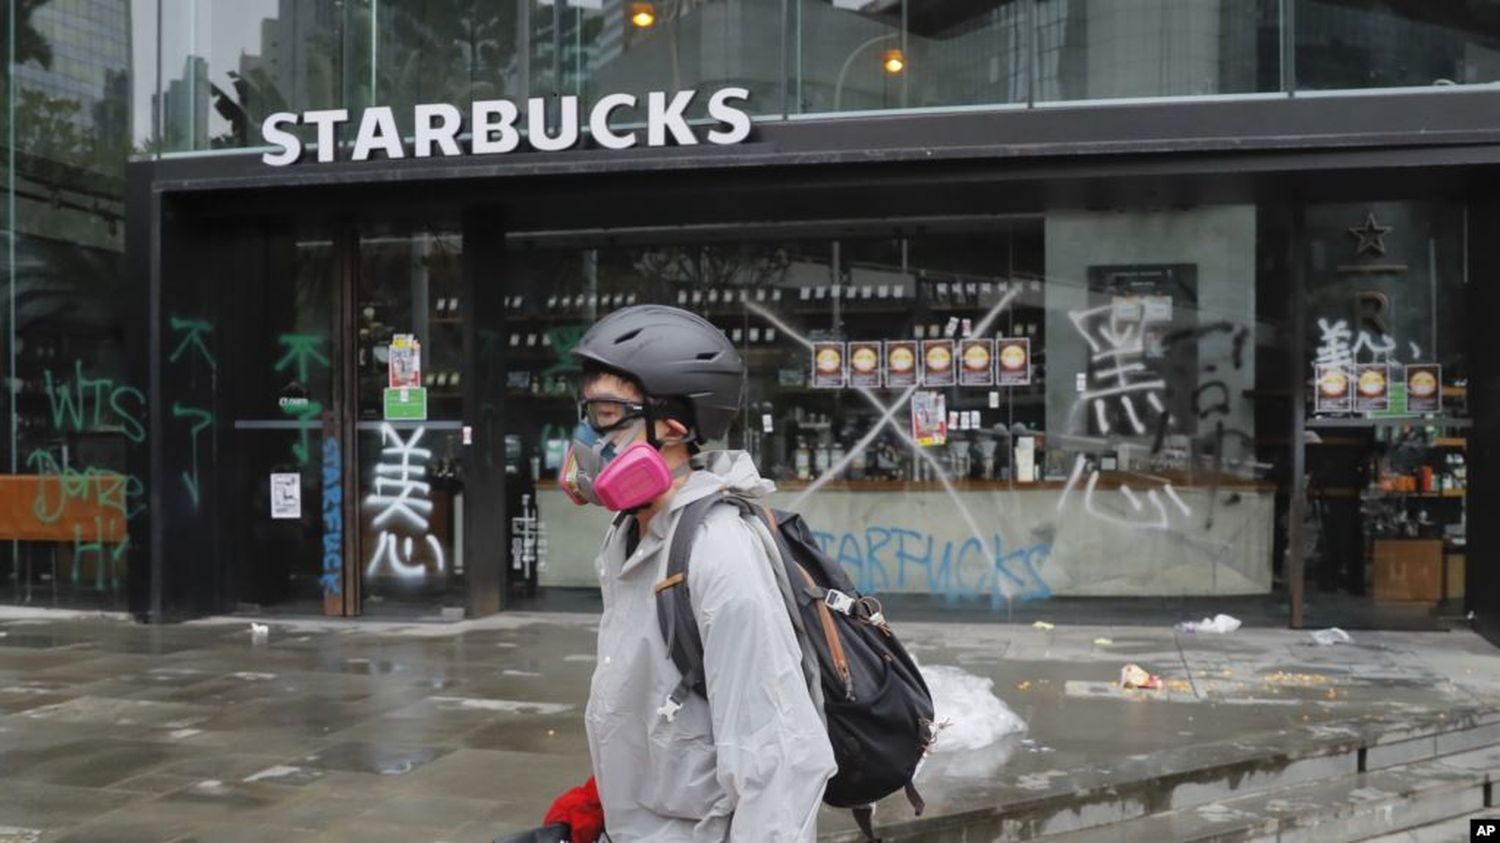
[{"xmin": 673, "ymin": 450, "xmax": 775, "ymax": 509}]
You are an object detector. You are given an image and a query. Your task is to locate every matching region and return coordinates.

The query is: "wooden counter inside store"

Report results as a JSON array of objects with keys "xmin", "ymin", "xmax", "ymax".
[{"xmin": 534, "ymin": 473, "xmax": 1275, "ymax": 601}]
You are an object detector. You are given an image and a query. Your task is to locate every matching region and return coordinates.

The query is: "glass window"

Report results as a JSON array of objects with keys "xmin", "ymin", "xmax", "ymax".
[
  {"xmin": 509, "ymin": 211, "xmax": 1294, "ymax": 610},
  {"xmin": 1034, "ymin": 0, "xmax": 1281, "ymax": 102},
  {"xmin": 157, "ymin": 0, "xmax": 343, "ymax": 152},
  {"xmin": 1, "ymin": 0, "xmax": 137, "ymax": 609},
  {"xmin": 1302, "ymin": 202, "xmax": 1470, "ymax": 607},
  {"xmin": 1295, "ymin": 1, "xmax": 1500, "ymax": 90}
]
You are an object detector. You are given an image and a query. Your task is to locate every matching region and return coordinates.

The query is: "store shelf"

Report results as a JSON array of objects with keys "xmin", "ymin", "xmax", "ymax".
[
  {"xmin": 773, "ymin": 472, "xmax": 1275, "ymax": 493},
  {"xmin": 1306, "ymin": 417, "xmax": 1472, "ymax": 429},
  {"xmin": 1361, "ymin": 490, "xmax": 1467, "ymax": 500}
]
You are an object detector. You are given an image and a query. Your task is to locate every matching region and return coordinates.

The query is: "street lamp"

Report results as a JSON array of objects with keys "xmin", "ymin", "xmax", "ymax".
[
  {"xmin": 832, "ymin": 32, "xmax": 904, "ymax": 111},
  {"xmin": 630, "ymin": 2, "xmax": 656, "ymax": 28}
]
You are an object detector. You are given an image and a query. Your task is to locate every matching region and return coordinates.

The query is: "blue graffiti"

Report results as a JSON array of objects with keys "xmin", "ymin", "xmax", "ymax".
[
  {"xmin": 321, "ymin": 437, "xmax": 343, "ymax": 596},
  {"xmin": 812, "ymin": 526, "xmax": 1052, "ymax": 605}
]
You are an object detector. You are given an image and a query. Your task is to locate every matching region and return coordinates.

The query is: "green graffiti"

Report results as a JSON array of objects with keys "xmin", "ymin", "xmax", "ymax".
[
  {"xmin": 168, "ymin": 317, "xmax": 218, "ymax": 373},
  {"xmin": 72, "ymin": 515, "xmax": 129, "ymax": 591},
  {"xmin": 42, "ymin": 362, "xmax": 147, "ymax": 443},
  {"xmin": 541, "ymin": 325, "xmax": 587, "ymax": 380},
  {"xmin": 24, "ymin": 449, "xmax": 145, "ymax": 525},
  {"xmin": 273, "ymin": 334, "xmax": 331, "ymax": 383},
  {"xmin": 281, "ymin": 399, "xmax": 323, "ymax": 465},
  {"xmin": 172, "ymin": 403, "xmax": 214, "ymax": 509}
]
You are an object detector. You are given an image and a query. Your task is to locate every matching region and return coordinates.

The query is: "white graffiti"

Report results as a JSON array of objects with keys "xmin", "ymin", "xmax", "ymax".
[
  {"xmin": 1055, "ymin": 453, "xmax": 1192, "ymax": 531},
  {"xmin": 1069, "ymin": 304, "xmax": 1167, "ymax": 436},
  {"xmin": 1352, "ymin": 330, "xmax": 1396, "ymax": 361},
  {"xmin": 1315, "ymin": 318, "xmax": 1354, "ymax": 368},
  {"xmin": 1317, "ymin": 317, "xmax": 1401, "ymax": 365},
  {"xmin": 365, "ymin": 424, "xmax": 446, "ymax": 580}
]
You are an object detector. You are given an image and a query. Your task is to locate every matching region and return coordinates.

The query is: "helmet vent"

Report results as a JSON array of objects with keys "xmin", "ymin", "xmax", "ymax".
[
  {"xmin": 613, "ymin": 328, "xmax": 643, "ymax": 344},
  {"xmin": 695, "ymin": 351, "xmax": 719, "ymax": 361}
]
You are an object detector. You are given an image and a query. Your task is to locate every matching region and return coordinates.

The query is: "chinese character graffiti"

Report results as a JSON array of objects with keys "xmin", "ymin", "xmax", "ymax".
[
  {"xmin": 1069, "ymin": 303, "xmax": 1168, "ymax": 436},
  {"xmin": 364, "ymin": 424, "xmax": 446, "ymax": 580}
]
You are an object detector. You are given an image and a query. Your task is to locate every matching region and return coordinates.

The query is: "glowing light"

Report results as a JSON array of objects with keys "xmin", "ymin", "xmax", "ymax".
[
  {"xmin": 630, "ymin": 3, "xmax": 656, "ymax": 28},
  {"xmin": 882, "ymin": 49, "xmax": 906, "ymax": 75}
]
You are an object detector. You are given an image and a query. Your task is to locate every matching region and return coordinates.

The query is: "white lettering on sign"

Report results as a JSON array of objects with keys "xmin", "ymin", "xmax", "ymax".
[{"xmin": 261, "ymin": 88, "xmax": 753, "ymax": 166}]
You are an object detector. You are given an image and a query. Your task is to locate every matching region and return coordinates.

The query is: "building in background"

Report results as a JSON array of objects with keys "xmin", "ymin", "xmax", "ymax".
[{"xmin": 1, "ymin": 1, "xmax": 1496, "ymax": 641}]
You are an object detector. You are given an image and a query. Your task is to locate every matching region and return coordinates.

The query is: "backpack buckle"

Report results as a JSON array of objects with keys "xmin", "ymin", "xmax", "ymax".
[
  {"xmin": 824, "ymin": 589, "xmax": 856, "ymax": 615},
  {"xmin": 656, "ymin": 695, "xmax": 683, "ymax": 723}
]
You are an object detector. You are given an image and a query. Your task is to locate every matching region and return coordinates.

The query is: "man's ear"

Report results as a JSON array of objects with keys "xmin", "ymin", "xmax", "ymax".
[{"xmin": 659, "ymin": 418, "xmax": 691, "ymax": 441}]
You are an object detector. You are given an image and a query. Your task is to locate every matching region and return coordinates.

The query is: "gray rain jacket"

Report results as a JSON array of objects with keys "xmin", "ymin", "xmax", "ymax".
[{"xmin": 584, "ymin": 451, "xmax": 837, "ymax": 841}]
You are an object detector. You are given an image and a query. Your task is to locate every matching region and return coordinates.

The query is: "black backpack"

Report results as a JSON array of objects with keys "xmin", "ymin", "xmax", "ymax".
[{"xmin": 652, "ymin": 493, "xmax": 936, "ymax": 841}]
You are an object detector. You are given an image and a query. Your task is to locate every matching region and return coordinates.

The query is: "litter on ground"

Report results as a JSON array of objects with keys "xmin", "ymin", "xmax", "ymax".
[
  {"xmin": 1175, "ymin": 614, "xmax": 1241, "ymax": 634},
  {"xmin": 1310, "ymin": 628, "xmax": 1353, "ymax": 646},
  {"xmin": 1120, "ymin": 663, "xmax": 1164, "ymax": 690}
]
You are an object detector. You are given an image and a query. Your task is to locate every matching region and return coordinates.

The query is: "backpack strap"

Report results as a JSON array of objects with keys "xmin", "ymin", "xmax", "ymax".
[
  {"xmin": 653, "ymin": 494, "xmax": 723, "ymax": 719},
  {"xmin": 851, "ymin": 806, "xmax": 880, "ymax": 842}
]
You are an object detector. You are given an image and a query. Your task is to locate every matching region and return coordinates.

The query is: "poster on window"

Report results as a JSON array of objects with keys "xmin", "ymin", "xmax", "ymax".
[
  {"xmin": 997, "ymin": 338, "xmax": 1032, "ymax": 386},
  {"xmin": 1354, "ymin": 363, "xmax": 1391, "ymax": 413},
  {"xmin": 848, "ymin": 341, "xmax": 882, "ymax": 388},
  {"xmin": 957, "ymin": 339, "xmax": 994, "ymax": 387},
  {"xmin": 885, "ymin": 341, "xmax": 918, "ymax": 388},
  {"xmin": 811, "ymin": 342, "xmax": 846, "ymax": 388},
  {"xmin": 270, "ymin": 473, "xmax": 302, "ymax": 520},
  {"xmin": 921, "ymin": 340, "xmax": 955, "ymax": 387},
  {"xmin": 388, "ymin": 334, "xmax": 421, "ymax": 389},
  {"xmin": 1314, "ymin": 364, "xmax": 1352, "ymax": 414},
  {"xmin": 911, "ymin": 390, "xmax": 947, "ymax": 447},
  {"xmin": 1405, "ymin": 364, "xmax": 1442, "ymax": 414}
]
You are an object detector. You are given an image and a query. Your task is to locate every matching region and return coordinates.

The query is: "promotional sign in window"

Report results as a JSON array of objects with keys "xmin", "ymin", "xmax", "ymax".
[
  {"xmin": 921, "ymin": 339, "xmax": 955, "ymax": 387},
  {"xmin": 270, "ymin": 473, "xmax": 302, "ymax": 519},
  {"xmin": 997, "ymin": 338, "xmax": 1032, "ymax": 386},
  {"xmin": 848, "ymin": 341, "xmax": 882, "ymax": 388},
  {"xmin": 812, "ymin": 342, "xmax": 846, "ymax": 388},
  {"xmin": 384, "ymin": 387, "xmax": 428, "ymax": 420},
  {"xmin": 885, "ymin": 340, "xmax": 918, "ymax": 388},
  {"xmin": 1405, "ymin": 364, "xmax": 1442, "ymax": 414},
  {"xmin": 958, "ymin": 339, "xmax": 994, "ymax": 387},
  {"xmin": 1314, "ymin": 364, "xmax": 1353, "ymax": 414},
  {"xmin": 911, "ymin": 391, "xmax": 948, "ymax": 447},
  {"xmin": 388, "ymin": 334, "xmax": 421, "ymax": 388},
  {"xmin": 1354, "ymin": 363, "xmax": 1391, "ymax": 413}
]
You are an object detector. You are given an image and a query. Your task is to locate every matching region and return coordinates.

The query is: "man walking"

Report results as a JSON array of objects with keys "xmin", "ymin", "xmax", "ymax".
[{"xmin": 545, "ymin": 304, "xmax": 836, "ymax": 842}]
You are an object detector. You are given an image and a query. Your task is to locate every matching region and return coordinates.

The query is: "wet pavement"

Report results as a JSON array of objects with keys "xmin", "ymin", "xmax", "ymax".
[{"xmin": 0, "ymin": 607, "xmax": 1496, "ymax": 842}]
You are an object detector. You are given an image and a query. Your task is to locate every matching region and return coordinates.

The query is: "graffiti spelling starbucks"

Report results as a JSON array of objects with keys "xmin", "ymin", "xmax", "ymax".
[{"xmin": 110, "ymin": 84, "xmax": 1492, "ymax": 628}]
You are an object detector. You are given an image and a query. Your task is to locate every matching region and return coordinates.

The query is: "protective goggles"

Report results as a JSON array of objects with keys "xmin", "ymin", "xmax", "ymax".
[{"xmin": 576, "ymin": 398, "xmax": 649, "ymax": 435}]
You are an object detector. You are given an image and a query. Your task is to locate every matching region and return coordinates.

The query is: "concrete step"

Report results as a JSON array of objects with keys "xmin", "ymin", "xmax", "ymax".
[
  {"xmin": 818, "ymin": 707, "xmax": 1500, "ymax": 842},
  {"xmin": 1039, "ymin": 744, "xmax": 1500, "ymax": 843}
]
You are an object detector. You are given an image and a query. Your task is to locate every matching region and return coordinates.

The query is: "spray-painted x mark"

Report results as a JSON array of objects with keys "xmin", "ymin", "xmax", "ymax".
[{"xmin": 747, "ymin": 288, "xmax": 1022, "ymax": 601}]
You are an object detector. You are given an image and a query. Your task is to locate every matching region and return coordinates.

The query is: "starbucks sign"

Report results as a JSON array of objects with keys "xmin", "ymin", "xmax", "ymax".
[{"xmin": 260, "ymin": 87, "xmax": 752, "ymax": 167}]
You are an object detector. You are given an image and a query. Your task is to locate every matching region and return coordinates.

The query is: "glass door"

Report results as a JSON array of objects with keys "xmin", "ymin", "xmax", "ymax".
[
  {"xmin": 353, "ymin": 225, "xmax": 468, "ymax": 618},
  {"xmin": 225, "ymin": 222, "xmax": 351, "ymax": 615}
]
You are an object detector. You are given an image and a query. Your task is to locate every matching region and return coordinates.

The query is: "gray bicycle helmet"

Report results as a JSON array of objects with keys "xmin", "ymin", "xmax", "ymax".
[{"xmin": 572, "ymin": 304, "xmax": 744, "ymax": 443}]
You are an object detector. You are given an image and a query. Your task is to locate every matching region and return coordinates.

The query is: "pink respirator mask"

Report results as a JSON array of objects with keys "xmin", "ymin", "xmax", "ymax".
[{"xmin": 559, "ymin": 419, "xmax": 683, "ymax": 512}]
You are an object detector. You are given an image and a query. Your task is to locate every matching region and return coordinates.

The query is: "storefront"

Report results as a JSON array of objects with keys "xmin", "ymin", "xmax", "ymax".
[{"xmin": 3, "ymin": 1, "xmax": 1495, "ymax": 634}]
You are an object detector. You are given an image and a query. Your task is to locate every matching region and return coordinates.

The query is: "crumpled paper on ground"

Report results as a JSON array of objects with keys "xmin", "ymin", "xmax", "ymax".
[
  {"xmin": 1120, "ymin": 663, "xmax": 1164, "ymax": 690},
  {"xmin": 1175, "ymin": 614, "xmax": 1242, "ymax": 634},
  {"xmin": 1310, "ymin": 627, "xmax": 1353, "ymax": 646}
]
